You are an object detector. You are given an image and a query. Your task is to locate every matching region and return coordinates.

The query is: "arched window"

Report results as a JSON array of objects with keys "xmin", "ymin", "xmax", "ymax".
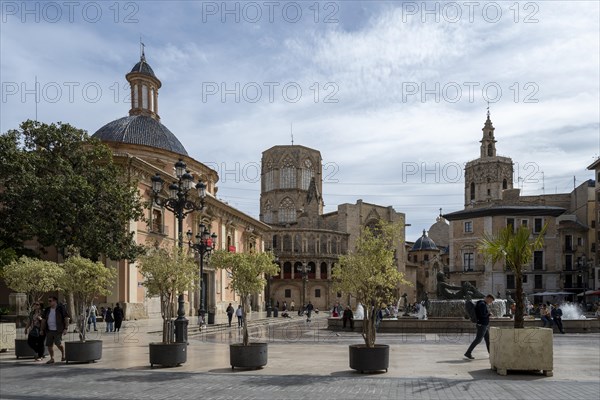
[
  {"xmin": 294, "ymin": 234, "xmax": 302, "ymax": 253},
  {"xmin": 283, "ymin": 234, "xmax": 292, "ymax": 252},
  {"xmin": 470, "ymin": 182, "xmax": 475, "ymax": 200},
  {"xmin": 502, "ymin": 179, "xmax": 508, "ymax": 190},
  {"xmin": 272, "ymin": 235, "xmax": 278, "ymax": 250},
  {"xmin": 133, "ymin": 84, "xmax": 139, "ymax": 108},
  {"xmin": 301, "ymin": 159, "xmax": 314, "ymax": 190},
  {"xmin": 150, "ymin": 88, "xmax": 155, "ymax": 112},
  {"xmin": 142, "ymin": 84, "xmax": 148, "ymax": 109},
  {"xmin": 320, "ymin": 262, "xmax": 328, "ymax": 279},
  {"xmin": 263, "ymin": 201, "xmax": 273, "ymax": 223},
  {"xmin": 280, "ymin": 157, "xmax": 296, "ymax": 189},
  {"xmin": 264, "ymin": 160, "xmax": 276, "ymax": 191},
  {"xmin": 487, "ymin": 143, "xmax": 493, "ymax": 156},
  {"xmin": 283, "ymin": 262, "xmax": 292, "ymax": 279},
  {"xmin": 279, "ymin": 198, "xmax": 296, "ymax": 223}
]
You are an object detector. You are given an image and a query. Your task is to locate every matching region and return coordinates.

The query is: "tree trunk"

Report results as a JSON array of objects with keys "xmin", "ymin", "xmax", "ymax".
[
  {"xmin": 242, "ymin": 294, "xmax": 249, "ymax": 346},
  {"xmin": 514, "ymin": 271, "xmax": 524, "ymax": 329}
]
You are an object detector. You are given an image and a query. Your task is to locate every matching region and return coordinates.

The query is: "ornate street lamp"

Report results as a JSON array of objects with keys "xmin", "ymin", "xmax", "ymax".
[
  {"xmin": 150, "ymin": 159, "xmax": 207, "ymax": 343},
  {"xmin": 187, "ymin": 223, "xmax": 217, "ymax": 326},
  {"xmin": 296, "ymin": 262, "xmax": 312, "ymax": 311}
]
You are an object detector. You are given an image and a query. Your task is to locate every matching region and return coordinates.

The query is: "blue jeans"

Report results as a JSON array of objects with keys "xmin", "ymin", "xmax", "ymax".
[
  {"xmin": 541, "ymin": 316, "xmax": 553, "ymax": 328},
  {"xmin": 106, "ymin": 322, "xmax": 114, "ymax": 332},
  {"xmin": 87, "ymin": 315, "xmax": 97, "ymax": 331},
  {"xmin": 466, "ymin": 324, "xmax": 490, "ymax": 356}
]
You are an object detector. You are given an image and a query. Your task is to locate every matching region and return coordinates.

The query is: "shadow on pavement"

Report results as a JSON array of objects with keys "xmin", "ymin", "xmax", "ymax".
[{"xmin": 469, "ymin": 368, "xmax": 548, "ymax": 381}]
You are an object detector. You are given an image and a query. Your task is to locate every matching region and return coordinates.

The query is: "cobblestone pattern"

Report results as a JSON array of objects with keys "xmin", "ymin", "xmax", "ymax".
[{"xmin": 1, "ymin": 364, "xmax": 599, "ymax": 400}]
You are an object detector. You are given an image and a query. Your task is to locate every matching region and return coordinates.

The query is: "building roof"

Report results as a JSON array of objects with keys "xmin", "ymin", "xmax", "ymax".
[
  {"xmin": 587, "ymin": 158, "xmax": 600, "ymax": 170},
  {"xmin": 443, "ymin": 205, "xmax": 566, "ymax": 221},
  {"xmin": 411, "ymin": 230, "xmax": 438, "ymax": 251},
  {"xmin": 129, "ymin": 57, "xmax": 157, "ymax": 79},
  {"xmin": 92, "ymin": 115, "xmax": 188, "ymax": 156}
]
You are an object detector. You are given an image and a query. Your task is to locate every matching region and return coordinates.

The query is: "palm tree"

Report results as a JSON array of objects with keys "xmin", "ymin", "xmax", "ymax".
[{"xmin": 479, "ymin": 224, "xmax": 546, "ymax": 329}]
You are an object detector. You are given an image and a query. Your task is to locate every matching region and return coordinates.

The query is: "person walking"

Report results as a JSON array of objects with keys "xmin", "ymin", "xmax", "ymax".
[
  {"xmin": 290, "ymin": 300, "xmax": 295, "ymax": 311},
  {"xmin": 87, "ymin": 304, "xmax": 98, "ymax": 332},
  {"xmin": 113, "ymin": 303, "xmax": 124, "ymax": 333},
  {"xmin": 464, "ymin": 294, "xmax": 495, "ymax": 360},
  {"xmin": 342, "ymin": 306, "xmax": 354, "ymax": 329},
  {"xmin": 306, "ymin": 301, "xmax": 314, "ymax": 322},
  {"xmin": 236, "ymin": 305, "xmax": 243, "ymax": 328},
  {"xmin": 105, "ymin": 307, "xmax": 114, "ymax": 332},
  {"xmin": 25, "ymin": 302, "xmax": 46, "ymax": 361},
  {"xmin": 551, "ymin": 304, "xmax": 565, "ymax": 334},
  {"xmin": 41, "ymin": 296, "xmax": 69, "ymax": 364},
  {"xmin": 226, "ymin": 303, "xmax": 234, "ymax": 327}
]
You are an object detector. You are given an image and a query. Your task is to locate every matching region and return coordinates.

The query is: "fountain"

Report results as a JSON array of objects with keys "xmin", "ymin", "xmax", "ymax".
[
  {"xmin": 559, "ymin": 303, "xmax": 587, "ymax": 320},
  {"xmin": 428, "ymin": 298, "xmax": 506, "ymax": 318}
]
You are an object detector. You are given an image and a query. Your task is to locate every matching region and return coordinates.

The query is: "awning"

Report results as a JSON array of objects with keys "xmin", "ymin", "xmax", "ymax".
[
  {"xmin": 527, "ymin": 291, "xmax": 574, "ymax": 297},
  {"xmin": 576, "ymin": 290, "xmax": 600, "ymax": 297}
]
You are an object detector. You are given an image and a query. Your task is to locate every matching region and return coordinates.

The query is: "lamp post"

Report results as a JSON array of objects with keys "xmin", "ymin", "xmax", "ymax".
[
  {"xmin": 296, "ymin": 262, "xmax": 312, "ymax": 310},
  {"xmin": 187, "ymin": 223, "xmax": 217, "ymax": 326},
  {"xmin": 150, "ymin": 158, "xmax": 207, "ymax": 343},
  {"xmin": 266, "ymin": 257, "xmax": 279, "ymax": 317}
]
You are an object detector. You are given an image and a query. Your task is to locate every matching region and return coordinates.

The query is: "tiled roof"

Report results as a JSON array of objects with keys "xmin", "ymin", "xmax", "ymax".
[
  {"xmin": 130, "ymin": 60, "xmax": 156, "ymax": 78},
  {"xmin": 92, "ymin": 115, "xmax": 188, "ymax": 156}
]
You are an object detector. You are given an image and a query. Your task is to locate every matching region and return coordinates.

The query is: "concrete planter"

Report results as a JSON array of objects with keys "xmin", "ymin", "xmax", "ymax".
[
  {"xmin": 0, "ymin": 322, "xmax": 16, "ymax": 351},
  {"xmin": 489, "ymin": 327, "xmax": 553, "ymax": 376},
  {"xmin": 15, "ymin": 338, "xmax": 48, "ymax": 359},
  {"xmin": 65, "ymin": 340, "xmax": 103, "ymax": 363},
  {"xmin": 349, "ymin": 344, "xmax": 389, "ymax": 373},
  {"xmin": 229, "ymin": 343, "xmax": 268, "ymax": 370},
  {"xmin": 149, "ymin": 342, "xmax": 187, "ymax": 368}
]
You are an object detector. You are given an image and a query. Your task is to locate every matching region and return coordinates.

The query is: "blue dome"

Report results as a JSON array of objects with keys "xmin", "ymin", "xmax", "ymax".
[
  {"xmin": 92, "ymin": 115, "xmax": 188, "ymax": 156},
  {"xmin": 411, "ymin": 230, "xmax": 438, "ymax": 251}
]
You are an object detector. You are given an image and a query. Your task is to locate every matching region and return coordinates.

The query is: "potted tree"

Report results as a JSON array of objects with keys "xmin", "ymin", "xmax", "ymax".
[
  {"xmin": 332, "ymin": 220, "xmax": 409, "ymax": 373},
  {"xmin": 210, "ymin": 250, "xmax": 278, "ymax": 370},
  {"xmin": 2, "ymin": 256, "xmax": 64, "ymax": 358},
  {"xmin": 60, "ymin": 255, "xmax": 116, "ymax": 363},
  {"xmin": 138, "ymin": 244, "xmax": 197, "ymax": 368},
  {"xmin": 479, "ymin": 224, "xmax": 553, "ymax": 376}
]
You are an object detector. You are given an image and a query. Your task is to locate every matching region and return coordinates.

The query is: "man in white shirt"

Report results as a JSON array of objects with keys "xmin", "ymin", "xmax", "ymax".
[{"xmin": 41, "ymin": 296, "xmax": 69, "ymax": 364}]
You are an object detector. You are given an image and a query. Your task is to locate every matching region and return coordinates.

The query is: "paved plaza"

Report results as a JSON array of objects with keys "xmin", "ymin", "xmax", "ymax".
[{"xmin": 1, "ymin": 315, "xmax": 599, "ymax": 400}]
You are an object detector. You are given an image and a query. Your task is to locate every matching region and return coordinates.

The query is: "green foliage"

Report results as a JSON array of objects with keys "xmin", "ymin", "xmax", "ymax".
[
  {"xmin": 1, "ymin": 256, "xmax": 64, "ymax": 311},
  {"xmin": 137, "ymin": 245, "xmax": 197, "ymax": 344},
  {"xmin": 479, "ymin": 224, "xmax": 546, "ymax": 329},
  {"xmin": 333, "ymin": 220, "xmax": 409, "ymax": 347},
  {"xmin": 0, "ymin": 120, "xmax": 145, "ymax": 261},
  {"xmin": 210, "ymin": 250, "xmax": 278, "ymax": 346},
  {"xmin": 60, "ymin": 256, "xmax": 116, "ymax": 341}
]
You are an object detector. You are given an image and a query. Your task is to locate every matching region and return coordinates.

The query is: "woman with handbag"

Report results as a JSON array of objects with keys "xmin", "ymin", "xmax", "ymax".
[{"xmin": 25, "ymin": 302, "xmax": 46, "ymax": 361}]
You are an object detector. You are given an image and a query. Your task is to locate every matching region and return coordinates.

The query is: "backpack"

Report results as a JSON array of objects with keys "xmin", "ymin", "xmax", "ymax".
[{"xmin": 465, "ymin": 300, "xmax": 477, "ymax": 323}]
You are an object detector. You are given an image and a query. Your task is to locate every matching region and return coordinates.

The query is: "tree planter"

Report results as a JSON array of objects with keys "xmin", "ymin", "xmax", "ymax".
[
  {"xmin": 65, "ymin": 340, "xmax": 103, "ymax": 363},
  {"xmin": 230, "ymin": 343, "xmax": 268, "ymax": 370},
  {"xmin": 349, "ymin": 344, "xmax": 389, "ymax": 373},
  {"xmin": 489, "ymin": 327, "xmax": 553, "ymax": 376},
  {"xmin": 149, "ymin": 342, "xmax": 187, "ymax": 368},
  {"xmin": 15, "ymin": 338, "xmax": 48, "ymax": 359}
]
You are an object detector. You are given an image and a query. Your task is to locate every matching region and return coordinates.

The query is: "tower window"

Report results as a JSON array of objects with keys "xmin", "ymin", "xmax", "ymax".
[
  {"xmin": 470, "ymin": 182, "xmax": 475, "ymax": 201},
  {"xmin": 133, "ymin": 84, "xmax": 139, "ymax": 108},
  {"xmin": 502, "ymin": 179, "xmax": 507, "ymax": 190},
  {"xmin": 142, "ymin": 84, "xmax": 148, "ymax": 109},
  {"xmin": 487, "ymin": 143, "xmax": 493, "ymax": 156},
  {"xmin": 487, "ymin": 189, "xmax": 491, "ymax": 196}
]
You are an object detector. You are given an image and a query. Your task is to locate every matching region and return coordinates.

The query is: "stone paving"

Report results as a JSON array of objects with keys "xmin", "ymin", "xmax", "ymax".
[{"xmin": 1, "ymin": 315, "xmax": 599, "ymax": 400}]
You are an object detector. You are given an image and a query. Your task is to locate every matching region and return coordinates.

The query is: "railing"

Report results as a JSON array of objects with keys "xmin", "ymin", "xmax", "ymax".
[{"xmin": 147, "ymin": 224, "xmax": 168, "ymax": 235}]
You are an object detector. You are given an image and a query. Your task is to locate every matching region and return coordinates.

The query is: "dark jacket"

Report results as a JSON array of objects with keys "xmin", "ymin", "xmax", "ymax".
[
  {"xmin": 342, "ymin": 309, "xmax": 353, "ymax": 320},
  {"xmin": 475, "ymin": 300, "xmax": 490, "ymax": 326},
  {"xmin": 105, "ymin": 310, "xmax": 114, "ymax": 323},
  {"xmin": 42, "ymin": 304, "xmax": 69, "ymax": 332},
  {"xmin": 113, "ymin": 306, "xmax": 124, "ymax": 321},
  {"xmin": 551, "ymin": 307, "xmax": 562, "ymax": 319}
]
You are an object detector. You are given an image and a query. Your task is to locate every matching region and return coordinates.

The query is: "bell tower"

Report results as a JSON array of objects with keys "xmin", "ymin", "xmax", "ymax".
[{"xmin": 464, "ymin": 110, "xmax": 514, "ymax": 207}]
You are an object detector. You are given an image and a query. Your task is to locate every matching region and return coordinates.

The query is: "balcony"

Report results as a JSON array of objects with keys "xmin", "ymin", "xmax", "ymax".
[{"xmin": 148, "ymin": 224, "xmax": 168, "ymax": 235}]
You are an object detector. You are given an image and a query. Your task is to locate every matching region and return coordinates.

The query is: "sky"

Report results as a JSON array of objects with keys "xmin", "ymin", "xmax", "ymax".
[{"xmin": 1, "ymin": 0, "xmax": 599, "ymax": 240}]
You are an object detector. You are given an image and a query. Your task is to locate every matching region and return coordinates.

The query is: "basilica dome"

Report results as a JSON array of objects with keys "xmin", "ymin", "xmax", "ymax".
[{"xmin": 411, "ymin": 230, "xmax": 438, "ymax": 251}]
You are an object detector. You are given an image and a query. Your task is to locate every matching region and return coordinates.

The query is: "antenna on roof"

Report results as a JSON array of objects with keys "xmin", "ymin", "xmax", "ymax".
[
  {"xmin": 291, "ymin": 122, "xmax": 294, "ymax": 145},
  {"xmin": 486, "ymin": 101, "xmax": 490, "ymax": 119}
]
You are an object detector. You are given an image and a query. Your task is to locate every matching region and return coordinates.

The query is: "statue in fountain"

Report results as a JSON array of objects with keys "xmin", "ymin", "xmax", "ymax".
[
  {"xmin": 505, "ymin": 291, "xmax": 515, "ymax": 316},
  {"xmin": 400, "ymin": 293, "xmax": 410, "ymax": 316},
  {"xmin": 436, "ymin": 272, "xmax": 485, "ymax": 300}
]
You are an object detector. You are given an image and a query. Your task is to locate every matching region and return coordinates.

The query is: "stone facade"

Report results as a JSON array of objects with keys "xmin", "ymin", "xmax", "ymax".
[{"xmin": 260, "ymin": 145, "xmax": 409, "ymax": 310}]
